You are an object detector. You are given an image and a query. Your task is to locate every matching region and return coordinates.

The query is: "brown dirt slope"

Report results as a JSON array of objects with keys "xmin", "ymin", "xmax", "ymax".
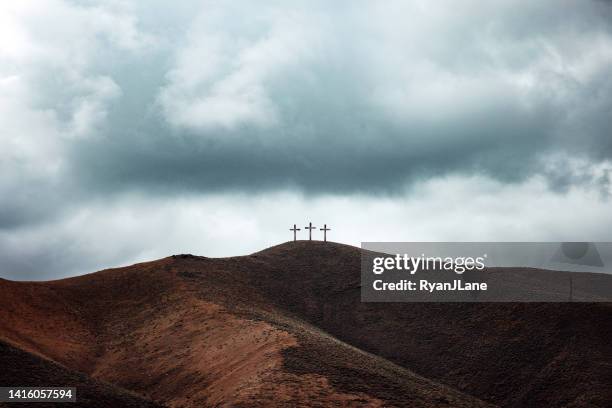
[
  {"xmin": 0, "ymin": 249, "xmax": 491, "ymax": 407},
  {"xmin": 0, "ymin": 339, "xmax": 162, "ymax": 408},
  {"xmin": 246, "ymin": 242, "xmax": 612, "ymax": 408},
  {"xmin": 1, "ymin": 241, "xmax": 611, "ymax": 407}
]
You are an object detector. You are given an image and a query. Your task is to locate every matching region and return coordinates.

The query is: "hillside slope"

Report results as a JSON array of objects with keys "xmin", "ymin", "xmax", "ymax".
[
  {"xmin": 0, "ymin": 340, "xmax": 163, "ymax": 408},
  {"xmin": 1, "ymin": 241, "xmax": 611, "ymax": 407},
  {"xmin": 0, "ymin": 245, "xmax": 491, "ymax": 407},
  {"xmin": 246, "ymin": 242, "xmax": 612, "ymax": 407}
]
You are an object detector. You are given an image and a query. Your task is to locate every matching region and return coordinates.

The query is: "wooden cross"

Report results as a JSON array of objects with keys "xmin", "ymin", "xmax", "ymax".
[
  {"xmin": 320, "ymin": 224, "xmax": 331, "ymax": 242},
  {"xmin": 304, "ymin": 222, "xmax": 316, "ymax": 241},
  {"xmin": 290, "ymin": 224, "xmax": 300, "ymax": 242}
]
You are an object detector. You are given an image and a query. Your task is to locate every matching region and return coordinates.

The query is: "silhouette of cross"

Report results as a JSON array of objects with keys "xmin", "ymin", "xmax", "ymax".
[
  {"xmin": 320, "ymin": 224, "xmax": 331, "ymax": 242},
  {"xmin": 290, "ymin": 224, "xmax": 301, "ymax": 242},
  {"xmin": 305, "ymin": 222, "xmax": 316, "ymax": 241}
]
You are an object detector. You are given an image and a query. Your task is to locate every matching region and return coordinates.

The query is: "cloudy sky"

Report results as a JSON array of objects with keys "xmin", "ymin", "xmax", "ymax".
[{"xmin": 2, "ymin": 0, "xmax": 612, "ymax": 280}]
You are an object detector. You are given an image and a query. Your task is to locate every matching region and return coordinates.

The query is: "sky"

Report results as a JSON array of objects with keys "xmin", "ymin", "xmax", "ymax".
[{"xmin": 1, "ymin": 0, "xmax": 612, "ymax": 280}]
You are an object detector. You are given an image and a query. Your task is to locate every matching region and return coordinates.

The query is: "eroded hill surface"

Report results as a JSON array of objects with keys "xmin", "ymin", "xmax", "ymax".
[
  {"xmin": 0, "ymin": 340, "xmax": 162, "ymax": 408},
  {"xmin": 0, "ymin": 245, "xmax": 490, "ymax": 407},
  {"xmin": 1, "ymin": 241, "xmax": 611, "ymax": 407}
]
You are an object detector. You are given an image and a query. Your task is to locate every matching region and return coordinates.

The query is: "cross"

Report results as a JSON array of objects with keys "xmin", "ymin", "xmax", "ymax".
[
  {"xmin": 289, "ymin": 224, "xmax": 301, "ymax": 242},
  {"xmin": 305, "ymin": 222, "xmax": 316, "ymax": 241},
  {"xmin": 320, "ymin": 224, "xmax": 331, "ymax": 242}
]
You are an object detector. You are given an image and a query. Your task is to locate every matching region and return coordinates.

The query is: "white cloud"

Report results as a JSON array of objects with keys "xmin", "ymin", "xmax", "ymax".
[
  {"xmin": 158, "ymin": 4, "xmax": 327, "ymax": 130},
  {"xmin": 1, "ymin": 0, "xmax": 612, "ymax": 279},
  {"xmin": 0, "ymin": 0, "xmax": 149, "ymax": 187},
  {"xmin": 3, "ymin": 173, "xmax": 611, "ymax": 280},
  {"xmin": 67, "ymin": 75, "xmax": 122, "ymax": 139},
  {"xmin": 0, "ymin": 75, "xmax": 63, "ymax": 174},
  {"xmin": 153, "ymin": 0, "xmax": 612, "ymax": 145}
]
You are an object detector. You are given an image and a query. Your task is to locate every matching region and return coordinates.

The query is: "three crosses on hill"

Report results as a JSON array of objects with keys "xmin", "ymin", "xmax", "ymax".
[{"xmin": 290, "ymin": 222, "xmax": 331, "ymax": 242}]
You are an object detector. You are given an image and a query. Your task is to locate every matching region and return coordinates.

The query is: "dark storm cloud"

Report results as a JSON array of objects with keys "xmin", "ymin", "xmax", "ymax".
[
  {"xmin": 4, "ymin": 0, "xmax": 612, "ymax": 203},
  {"xmin": 70, "ymin": 95, "xmax": 553, "ymax": 195},
  {"xmin": 54, "ymin": 0, "xmax": 610, "ymax": 199},
  {"xmin": 2, "ymin": 0, "xmax": 612, "ymax": 278}
]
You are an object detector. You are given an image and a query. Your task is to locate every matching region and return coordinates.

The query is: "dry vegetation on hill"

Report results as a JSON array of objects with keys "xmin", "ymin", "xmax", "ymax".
[{"xmin": 1, "ymin": 241, "xmax": 611, "ymax": 407}]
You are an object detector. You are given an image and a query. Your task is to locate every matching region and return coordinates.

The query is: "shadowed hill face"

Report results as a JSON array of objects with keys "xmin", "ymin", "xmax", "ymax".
[
  {"xmin": 1, "ymin": 241, "xmax": 611, "ymax": 407},
  {"xmin": 0, "ymin": 340, "xmax": 163, "ymax": 408},
  {"xmin": 167, "ymin": 241, "xmax": 612, "ymax": 407},
  {"xmin": 263, "ymin": 243, "xmax": 612, "ymax": 407},
  {"xmin": 0, "ymin": 247, "xmax": 491, "ymax": 408}
]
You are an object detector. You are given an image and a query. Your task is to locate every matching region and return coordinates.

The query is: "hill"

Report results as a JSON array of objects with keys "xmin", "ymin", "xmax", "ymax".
[
  {"xmin": 1, "ymin": 241, "xmax": 611, "ymax": 407},
  {"xmin": 0, "ymin": 340, "xmax": 162, "ymax": 408}
]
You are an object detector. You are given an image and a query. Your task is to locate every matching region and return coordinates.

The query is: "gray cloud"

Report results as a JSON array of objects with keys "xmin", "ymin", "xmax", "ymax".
[
  {"xmin": 1, "ymin": 0, "xmax": 612, "ymax": 278},
  {"xmin": 61, "ymin": 0, "xmax": 612, "ymax": 195},
  {"xmin": 3, "ymin": 177, "xmax": 612, "ymax": 280}
]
